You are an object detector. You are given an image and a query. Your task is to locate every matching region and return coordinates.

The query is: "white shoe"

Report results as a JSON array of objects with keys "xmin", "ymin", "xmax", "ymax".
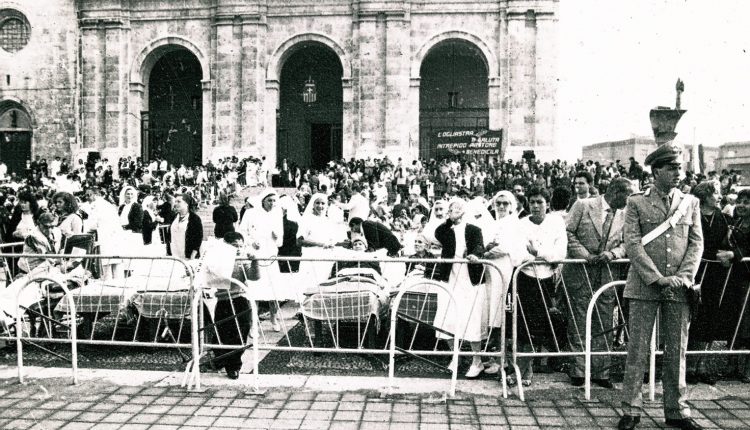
[
  {"xmin": 465, "ymin": 362, "xmax": 485, "ymax": 378},
  {"xmin": 271, "ymin": 320, "xmax": 281, "ymax": 332},
  {"xmin": 484, "ymin": 362, "xmax": 501, "ymax": 375}
]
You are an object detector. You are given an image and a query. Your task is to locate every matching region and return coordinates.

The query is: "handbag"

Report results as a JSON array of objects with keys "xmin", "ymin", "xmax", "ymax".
[
  {"xmin": 686, "ymin": 283, "xmax": 701, "ymax": 317},
  {"xmin": 245, "ymin": 258, "xmax": 261, "ymax": 281}
]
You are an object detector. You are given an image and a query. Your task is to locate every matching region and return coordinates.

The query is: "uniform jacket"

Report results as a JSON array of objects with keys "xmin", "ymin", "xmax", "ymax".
[
  {"xmin": 623, "ymin": 186, "xmax": 703, "ymax": 302},
  {"xmin": 564, "ymin": 196, "xmax": 627, "ymax": 288},
  {"xmin": 434, "ymin": 220, "xmax": 485, "ymax": 285}
]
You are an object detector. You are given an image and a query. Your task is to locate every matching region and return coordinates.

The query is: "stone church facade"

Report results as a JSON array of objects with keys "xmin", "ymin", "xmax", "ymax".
[{"xmin": 0, "ymin": 0, "xmax": 558, "ymax": 172}]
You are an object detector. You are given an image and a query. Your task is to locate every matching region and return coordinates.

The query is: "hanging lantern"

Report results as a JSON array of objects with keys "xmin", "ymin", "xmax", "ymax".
[{"xmin": 302, "ymin": 76, "xmax": 317, "ymax": 104}]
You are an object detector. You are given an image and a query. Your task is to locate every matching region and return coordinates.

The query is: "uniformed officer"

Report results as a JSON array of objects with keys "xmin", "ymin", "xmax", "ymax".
[{"xmin": 618, "ymin": 144, "xmax": 704, "ymax": 430}]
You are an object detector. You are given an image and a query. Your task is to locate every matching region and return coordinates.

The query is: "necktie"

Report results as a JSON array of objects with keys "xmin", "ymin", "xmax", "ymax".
[{"xmin": 599, "ymin": 209, "xmax": 615, "ymax": 253}]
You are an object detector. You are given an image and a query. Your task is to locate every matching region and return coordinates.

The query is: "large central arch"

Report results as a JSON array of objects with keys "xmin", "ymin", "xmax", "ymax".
[
  {"xmin": 129, "ymin": 36, "xmax": 211, "ymax": 165},
  {"xmin": 408, "ymin": 31, "xmax": 503, "ymax": 161},
  {"xmin": 264, "ymin": 33, "xmax": 353, "ymax": 170}
]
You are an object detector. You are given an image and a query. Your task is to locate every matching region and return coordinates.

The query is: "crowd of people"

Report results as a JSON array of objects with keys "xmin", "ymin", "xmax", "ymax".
[{"xmin": 0, "ymin": 151, "xmax": 748, "ymax": 394}]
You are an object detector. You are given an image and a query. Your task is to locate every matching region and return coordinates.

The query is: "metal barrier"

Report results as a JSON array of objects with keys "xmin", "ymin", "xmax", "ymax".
[
  {"xmin": 184, "ymin": 279, "xmax": 260, "ymax": 392},
  {"xmin": 14, "ymin": 275, "xmax": 79, "ymax": 384},
  {"xmin": 0, "ymin": 241, "xmax": 24, "ymax": 285},
  {"xmin": 510, "ymin": 258, "xmax": 630, "ymax": 400},
  {"xmin": 186, "ymin": 254, "xmax": 506, "ymax": 397},
  {"xmin": 0, "ymin": 253, "xmax": 196, "ymax": 384}
]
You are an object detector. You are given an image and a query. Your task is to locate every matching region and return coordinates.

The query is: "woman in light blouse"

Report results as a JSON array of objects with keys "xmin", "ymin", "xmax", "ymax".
[
  {"xmin": 169, "ymin": 193, "xmax": 202, "ymax": 260},
  {"xmin": 512, "ymin": 187, "xmax": 567, "ymax": 386}
]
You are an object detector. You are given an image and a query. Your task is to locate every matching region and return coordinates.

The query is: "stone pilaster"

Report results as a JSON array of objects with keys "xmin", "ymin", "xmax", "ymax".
[
  {"xmin": 79, "ymin": 21, "xmax": 105, "ymax": 150},
  {"xmin": 383, "ymin": 12, "xmax": 412, "ymax": 159},
  {"xmin": 104, "ymin": 22, "xmax": 129, "ymax": 152},
  {"xmin": 212, "ymin": 16, "xmax": 239, "ymax": 155},
  {"xmin": 356, "ymin": 12, "xmax": 387, "ymax": 157},
  {"xmin": 505, "ymin": 8, "xmax": 537, "ymax": 157},
  {"xmin": 534, "ymin": 12, "xmax": 558, "ymax": 157},
  {"xmin": 240, "ymin": 17, "xmax": 262, "ymax": 154}
]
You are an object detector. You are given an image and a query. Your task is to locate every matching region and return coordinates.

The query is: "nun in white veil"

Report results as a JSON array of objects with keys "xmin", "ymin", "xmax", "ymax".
[
  {"xmin": 296, "ymin": 193, "xmax": 347, "ymax": 283},
  {"xmin": 297, "ymin": 193, "xmax": 346, "ymax": 248},
  {"xmin": 481, "ymin": 190, "xmax": 526, "ymax": 374},
  {"xmin": 239, "ymin": 188, "xmax": 284, "ymax": 331}
]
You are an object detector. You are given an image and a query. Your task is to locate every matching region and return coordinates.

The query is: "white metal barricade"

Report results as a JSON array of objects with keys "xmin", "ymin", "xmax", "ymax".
[
  {"xmin": 0, "ymin": 253, "xmax": 196, "ymax": 385},
  {"xmin": 185, "ymin": 254, "xmax": 506, "ymax": 398}
]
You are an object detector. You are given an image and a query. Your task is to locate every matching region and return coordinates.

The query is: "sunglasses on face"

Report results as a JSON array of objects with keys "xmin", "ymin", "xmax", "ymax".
[{"xmin": 495, "ymin": 201, "xmax": 512, "ymax": 206}]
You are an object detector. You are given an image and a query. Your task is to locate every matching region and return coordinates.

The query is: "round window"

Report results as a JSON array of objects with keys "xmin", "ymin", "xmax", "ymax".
[{"xmin": 0, "ymin": 9, "xmax": 31, "ymax": 53}]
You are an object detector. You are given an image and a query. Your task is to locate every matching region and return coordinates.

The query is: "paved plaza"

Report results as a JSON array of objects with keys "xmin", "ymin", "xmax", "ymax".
[{"xmin": 1, "ymin": 366, "xmax": 749, "ymax": 430}]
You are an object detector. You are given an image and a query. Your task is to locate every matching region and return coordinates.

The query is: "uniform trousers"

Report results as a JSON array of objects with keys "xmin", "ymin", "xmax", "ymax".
[{"xmin": 621, "ymin": 298, "xmax": 690, "ymax": 420}]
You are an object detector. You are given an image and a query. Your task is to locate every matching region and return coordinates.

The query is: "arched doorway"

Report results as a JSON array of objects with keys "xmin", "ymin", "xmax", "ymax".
[
  {"xmin": 419, "ymin": 40, "xmax": 489, "ymax": 160},
  {"xmin": 143, "ymin": 48, "xmax": 203, "ymax": 166},
  {"xmin": 277, "ymin": 43, "xmax": 343, "ymax": 169},
  {"xmin": 0, "ymin": 100, "xmax": 32, "ymax": 176}
]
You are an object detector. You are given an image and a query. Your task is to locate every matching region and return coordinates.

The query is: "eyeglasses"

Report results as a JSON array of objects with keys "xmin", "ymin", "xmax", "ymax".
[{"xmin": 495, "ymin": 201, "xmax": 512, "ymax": 206}]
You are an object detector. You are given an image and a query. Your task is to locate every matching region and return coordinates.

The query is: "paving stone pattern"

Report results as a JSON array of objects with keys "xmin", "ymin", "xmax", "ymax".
[{"xmin": 1, "ymin": 381, "xmax": 749, "ymax": 430}]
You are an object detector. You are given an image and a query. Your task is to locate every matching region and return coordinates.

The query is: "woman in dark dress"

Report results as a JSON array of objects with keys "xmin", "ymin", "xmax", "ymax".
[
  {"xmin": 687, "ymin": 182, "xmax": 733, "ymax": 385},
  {"xmin": 212, "ymin": 192, "xmax": 238, "ymax": 239},
  {"xmin": 277, "ymin": 195, "xmax": 302, "ymax": 273},
  {"xmin": 140, "ymin": 196, "xmax": 163, "ymax": 245},
  {"xmin": 724, "ymin": 189, "xmax": 750, "ymax": 382}
]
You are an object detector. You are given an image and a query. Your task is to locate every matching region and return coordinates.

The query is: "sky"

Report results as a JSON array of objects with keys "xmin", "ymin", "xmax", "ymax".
[{"xmin": 557, "ymin": 0, "xmax": 750, "ymax": 157}]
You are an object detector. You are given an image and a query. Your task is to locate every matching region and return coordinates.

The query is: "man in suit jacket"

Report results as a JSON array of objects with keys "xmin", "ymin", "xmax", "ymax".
[
  {"xmin": 564, "ymin": 177, "xmax": 634, "ymax": 388},
  {"xmin": 618, "ymin": 145, "xmax": 703, "ymax": 430},
  {"xmin": 349, "ymin": 217, "xmax": 402, "ymax": 257}
]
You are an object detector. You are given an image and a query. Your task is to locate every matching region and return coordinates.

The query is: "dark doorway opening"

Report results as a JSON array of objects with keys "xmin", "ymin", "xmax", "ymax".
[
  {"xmin": 0, "ymin": 102, "xmax": 33, "ymax": 176},
  {"xmin": 310, "ymin": 123, "xmax": 342, "ymax": 169},
  {"xmin": 143, "ymin": 48, "xmax": 203, "ymax": 166},
  {"xmin": 278, "ymin": 43, "xmax": 343, "ymax": 169},
  {"xmin": 0, "ymin": 131, "xmax": 31, "ymax": 175},
  {"xmin": 419, "ymin": 40, "xmax": 489, "ymax": 160}
]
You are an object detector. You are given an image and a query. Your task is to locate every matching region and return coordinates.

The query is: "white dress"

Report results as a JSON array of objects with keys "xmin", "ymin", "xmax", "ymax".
[
  {"xmin": 484, "ymin": 216, "xmax": 524, "ymax": 328},
  {"xmin": 434, "ymin": 222, "xmax": 488, "ymax": 342}
]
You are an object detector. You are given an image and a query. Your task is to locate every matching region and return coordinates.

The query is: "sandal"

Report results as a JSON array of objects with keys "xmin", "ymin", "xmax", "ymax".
[{"xmin": 521, "ymin": 379, "xmax": 532, "ymax": 387}]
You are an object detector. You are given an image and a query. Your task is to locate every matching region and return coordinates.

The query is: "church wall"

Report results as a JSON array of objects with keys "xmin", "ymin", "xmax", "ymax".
[
  {"xmin": 0, "ymin": 0, "xmax": 77, "ymax": 161},
  {"xmin": 26, "ymin": 0, "xmax": 558, "ymax": 167}
]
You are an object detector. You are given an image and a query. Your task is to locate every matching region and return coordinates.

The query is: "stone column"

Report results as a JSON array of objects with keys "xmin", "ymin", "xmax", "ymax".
[
  {"xmin": 356, "ymin": 12, "xmax": 387, "ymax": 158},
  {"xmin": 406, "ymin": 77, "xmax": 420, "ymax": 159},
  {"xmin": 505, "ymin": 9, "xmax": 536, "ymax": 158},
  {"xmin": 127, "ymin": 82, "xmax": 144, "ymax": 161},
  {"xmin": 383, "ymin": 13, "xmax": 412, "ymax": 159},
  {"xmin": 240, "ymin": 17, "xmax": 262, "ymax": 156},
  {"xmin": 213, "ymin": 17, "xmax": 239, "ymax": 158},
  {"xmin": 103, "ymin": 22, "xmax": 129, "ymax": 155},
  {"xmin": 342, "ymin": 77, "xmax": 355, "ymax": 160},
  {"xmin": 534, "ymin": 13, "xmax": 558, "ymax": 157},
  {"xmin": 79, "ymin": 21, "xmax": 105, "ymax": 151},
  {"xmin": 263, "ymin": 79, "xmax": 279, "ymax": 166},
  {"xmin": 201, "ymin": 79, "xmax": 213, "ymax": 164}
]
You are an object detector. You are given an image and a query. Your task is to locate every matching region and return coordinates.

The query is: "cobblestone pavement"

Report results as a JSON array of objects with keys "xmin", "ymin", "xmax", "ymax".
[{"xmin": 1, "ymin": 367, "xmax": 749, "ymax": 430}]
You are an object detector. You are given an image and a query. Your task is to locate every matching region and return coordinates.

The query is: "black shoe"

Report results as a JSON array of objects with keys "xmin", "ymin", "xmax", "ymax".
[
  {"xmin": 226, "ymin": 369, "xmax": 239, "ymax": 380},
  {"xmin": 664, "ymin": 418, "xmax": 704, "ymax": 430},
  {"xmin": 592, "ymin": 378, "xmax": 613, "ymax": 389},
  {"xmin": 617, "ymin": 415, "xmax": 640, "ymax": 430},
  {"xmin": 686, "ymin": 371, "xmax": 699, "ymax": 385},
  {"xmin": 570, "ymin": 376, "xmax": 585, "ymax": 386}
]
